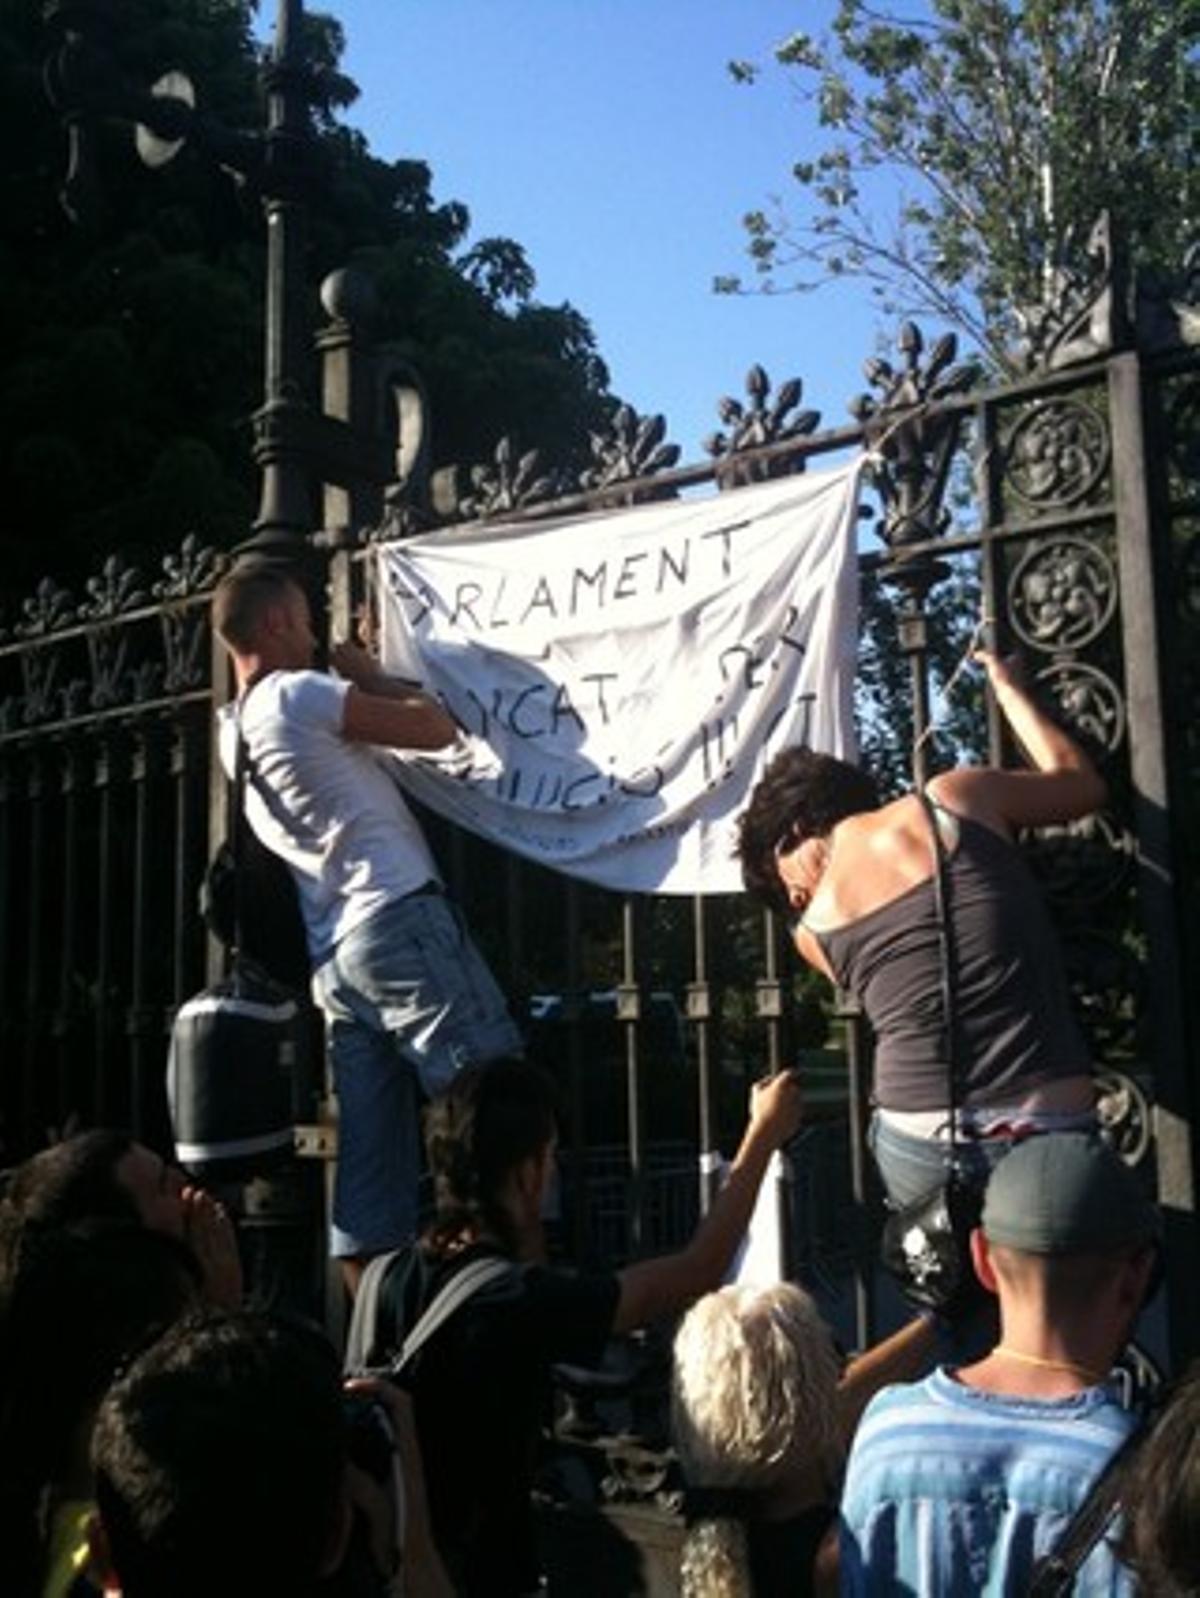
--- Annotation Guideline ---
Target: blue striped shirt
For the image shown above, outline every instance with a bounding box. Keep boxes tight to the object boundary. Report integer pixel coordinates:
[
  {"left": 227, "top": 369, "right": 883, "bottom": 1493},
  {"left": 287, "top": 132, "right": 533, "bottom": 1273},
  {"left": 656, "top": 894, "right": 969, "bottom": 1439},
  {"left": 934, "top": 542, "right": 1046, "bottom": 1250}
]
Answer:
[{"left": 839, "top": 1367, "right": 1136, "bottom": 1596}]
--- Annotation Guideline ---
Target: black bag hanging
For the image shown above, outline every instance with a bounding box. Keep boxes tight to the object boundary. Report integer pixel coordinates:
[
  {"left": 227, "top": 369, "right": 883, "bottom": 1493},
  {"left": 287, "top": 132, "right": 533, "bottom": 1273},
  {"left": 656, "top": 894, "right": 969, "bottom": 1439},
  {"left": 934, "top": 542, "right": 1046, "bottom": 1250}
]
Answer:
[
  {"left": 167, "top": 962, "right": 309, "bottom": 1182},
  {"left": 879, "top": 791, "right": 984, "bottom": 1320},
  {"left": 169, "top": 687, "right": 312, "bottom": 1181},
  {"left": 200, "top": 687, "right": 309, "bottom": 992}
]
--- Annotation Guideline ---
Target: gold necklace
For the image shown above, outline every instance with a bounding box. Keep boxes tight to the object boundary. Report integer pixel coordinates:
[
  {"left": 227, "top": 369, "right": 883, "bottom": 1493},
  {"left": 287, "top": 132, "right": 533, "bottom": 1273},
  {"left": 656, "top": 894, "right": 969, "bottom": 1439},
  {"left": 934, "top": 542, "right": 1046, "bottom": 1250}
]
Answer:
[{"left": 994, "top": 1345, "right": 1108, "bottom": 1385}]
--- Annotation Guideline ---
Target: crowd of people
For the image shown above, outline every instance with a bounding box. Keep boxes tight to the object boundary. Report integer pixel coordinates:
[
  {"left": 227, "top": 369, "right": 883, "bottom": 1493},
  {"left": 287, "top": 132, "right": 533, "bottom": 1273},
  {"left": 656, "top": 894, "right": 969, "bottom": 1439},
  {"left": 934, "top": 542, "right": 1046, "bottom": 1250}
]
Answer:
[
  {"left": 0, "top": 1084, "right": 1191, "bottom": 1595},
  {"left": 0, "top": 567, "right": 1189, "bottom": 1595}
]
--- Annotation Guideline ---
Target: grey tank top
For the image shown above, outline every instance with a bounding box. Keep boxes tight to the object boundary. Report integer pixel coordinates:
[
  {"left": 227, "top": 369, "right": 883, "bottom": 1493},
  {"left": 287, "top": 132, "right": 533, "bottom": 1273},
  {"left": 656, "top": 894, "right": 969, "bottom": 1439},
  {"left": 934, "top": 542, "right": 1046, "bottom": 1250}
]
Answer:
[{"left": 813, "top": 812, "right": 1091, "bottom": 1112}]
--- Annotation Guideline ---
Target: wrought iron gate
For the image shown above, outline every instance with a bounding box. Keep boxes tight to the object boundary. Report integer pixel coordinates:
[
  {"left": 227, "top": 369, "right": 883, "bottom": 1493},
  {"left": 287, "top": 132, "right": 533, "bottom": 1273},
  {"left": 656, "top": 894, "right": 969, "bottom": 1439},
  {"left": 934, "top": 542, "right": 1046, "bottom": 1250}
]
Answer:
[{"left": 1, "top": 232, "right": 1197, "bottom": 1367}]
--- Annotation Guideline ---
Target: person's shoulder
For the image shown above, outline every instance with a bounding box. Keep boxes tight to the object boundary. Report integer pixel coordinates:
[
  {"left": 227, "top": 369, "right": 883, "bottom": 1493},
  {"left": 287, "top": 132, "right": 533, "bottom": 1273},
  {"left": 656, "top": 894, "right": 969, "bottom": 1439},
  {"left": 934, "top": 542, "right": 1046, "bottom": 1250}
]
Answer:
[
  {"left": 862, "top": 1368, "right": 944, "bottom": 1419},
  {"left": 847, "top": 1371, "right": 954, "bottom": 1462},
  {"left": 261, "top": 669, "right": 348, "bottom": 725}
]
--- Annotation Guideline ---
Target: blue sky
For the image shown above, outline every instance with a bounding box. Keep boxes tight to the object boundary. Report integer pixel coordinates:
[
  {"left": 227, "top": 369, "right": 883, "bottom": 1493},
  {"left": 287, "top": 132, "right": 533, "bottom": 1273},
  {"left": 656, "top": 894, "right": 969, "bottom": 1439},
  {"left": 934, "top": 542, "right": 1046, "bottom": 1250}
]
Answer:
[{"left": 302, "top": 0, "right": 885, "bottom": 465}]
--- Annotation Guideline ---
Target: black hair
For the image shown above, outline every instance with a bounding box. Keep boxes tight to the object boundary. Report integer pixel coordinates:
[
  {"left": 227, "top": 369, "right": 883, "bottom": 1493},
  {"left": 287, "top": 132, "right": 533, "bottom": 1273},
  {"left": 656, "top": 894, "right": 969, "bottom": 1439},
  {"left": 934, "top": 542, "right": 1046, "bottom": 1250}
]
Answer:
[
  {"left": 0, "top": 1129, "right": 138, "bottom": 1290},
  {"left": 423, "top": 1059, "right": 559, "bottom": 1257},
  {"left": 0, "top": 1222, "right": 201, "bottom": 1595},
  {"left": 735, "top": 747, "right": 881, "bottom": 915},
  {"left": 93, "top": 1308, "right": 347, "bottom": 1598}
]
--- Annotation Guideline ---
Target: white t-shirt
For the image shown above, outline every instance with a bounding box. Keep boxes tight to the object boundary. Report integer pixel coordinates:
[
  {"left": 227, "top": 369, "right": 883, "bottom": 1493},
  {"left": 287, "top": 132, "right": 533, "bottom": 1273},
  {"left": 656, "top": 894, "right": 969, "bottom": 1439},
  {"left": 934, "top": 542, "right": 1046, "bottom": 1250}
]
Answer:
[{"left": 217, "top": 670, "right": 439, "bottom": 962}]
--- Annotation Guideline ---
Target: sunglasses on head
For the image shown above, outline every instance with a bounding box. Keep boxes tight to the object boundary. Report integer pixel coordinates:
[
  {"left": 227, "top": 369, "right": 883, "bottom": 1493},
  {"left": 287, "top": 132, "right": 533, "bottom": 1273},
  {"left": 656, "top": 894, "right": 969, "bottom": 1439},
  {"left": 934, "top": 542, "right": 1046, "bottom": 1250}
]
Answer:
[{"left": 773, "top": 822, "right": 805, "bottom": 857}]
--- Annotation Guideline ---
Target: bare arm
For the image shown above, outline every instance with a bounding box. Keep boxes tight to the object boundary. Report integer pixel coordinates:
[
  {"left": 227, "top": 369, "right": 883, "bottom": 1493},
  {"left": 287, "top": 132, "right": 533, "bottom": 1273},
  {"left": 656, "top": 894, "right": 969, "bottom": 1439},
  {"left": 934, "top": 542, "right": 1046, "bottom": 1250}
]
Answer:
[
  {"left": 331, "top": 644, "right": 458, "bottom": 751},
  {"left": 332, "top": 642, "right": 426, "bottom": 702},
  {"left": 835, "top": 1315, "right": 936, "bottom": 1444},
  {"left": 932, "top": 650, "right": 1106, "bottom": 832},
  {"left": 612, "top": 1070, "right": 804, "bottom": 1333}
]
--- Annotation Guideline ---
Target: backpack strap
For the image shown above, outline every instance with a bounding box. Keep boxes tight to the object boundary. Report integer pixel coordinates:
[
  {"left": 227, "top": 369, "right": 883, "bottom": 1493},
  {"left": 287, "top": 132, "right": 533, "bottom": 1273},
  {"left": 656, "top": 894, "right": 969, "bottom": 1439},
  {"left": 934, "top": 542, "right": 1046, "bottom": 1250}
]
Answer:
[
  {"left": 393, "top": 1255, "right": 514, "bottom": 1374},
  {"left": 343, "top": 1251, "right": 514, "bottom": 1378},
  {"left": 343, "top": 1247, "right": 403, "bottom": 1374},
  {"left": 1026, "top": 1414, "right": 1148, "bottom": 1596}
]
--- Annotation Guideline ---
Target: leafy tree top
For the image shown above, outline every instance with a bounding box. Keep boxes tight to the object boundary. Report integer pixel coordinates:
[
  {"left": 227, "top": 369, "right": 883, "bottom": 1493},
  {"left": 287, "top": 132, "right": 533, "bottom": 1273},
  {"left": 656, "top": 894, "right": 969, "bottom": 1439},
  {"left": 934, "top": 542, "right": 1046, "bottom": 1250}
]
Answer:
[
  {"left": 722, "top": 0, "right": 1199, "bottom": 370},
  {"left": 0, "top": 0, "right": 617, "bottom": 605}
]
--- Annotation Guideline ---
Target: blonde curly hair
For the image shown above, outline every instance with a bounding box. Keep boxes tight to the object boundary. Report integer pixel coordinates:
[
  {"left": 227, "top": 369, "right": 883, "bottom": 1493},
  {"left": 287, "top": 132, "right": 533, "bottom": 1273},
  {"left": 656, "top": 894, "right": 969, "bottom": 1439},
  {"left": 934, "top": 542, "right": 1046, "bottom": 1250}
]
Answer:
[{"left": 672, "top": 1283, "right": 842, "bottom": 1598}]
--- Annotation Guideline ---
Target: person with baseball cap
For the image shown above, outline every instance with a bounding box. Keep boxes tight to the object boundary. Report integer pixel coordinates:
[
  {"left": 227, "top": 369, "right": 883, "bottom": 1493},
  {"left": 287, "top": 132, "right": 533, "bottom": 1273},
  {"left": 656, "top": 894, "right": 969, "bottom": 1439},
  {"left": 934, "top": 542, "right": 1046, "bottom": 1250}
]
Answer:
[{"left": 839, "top": 1132, "right": 1159, "bottom": 1594}]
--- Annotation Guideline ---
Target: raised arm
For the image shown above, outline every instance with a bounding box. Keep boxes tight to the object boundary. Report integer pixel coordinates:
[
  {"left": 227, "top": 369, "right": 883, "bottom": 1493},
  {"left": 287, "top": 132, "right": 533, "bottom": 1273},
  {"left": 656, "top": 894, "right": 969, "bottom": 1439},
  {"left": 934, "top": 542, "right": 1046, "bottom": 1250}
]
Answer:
[
  {"left": 931, "top": 650, "right": 1106, "bottom": 833},
  {"left": 835, "top": 1315, "right": 936, "bottom": 1444},
  {"left": 332, "top": 642, "right": 459, "bottom": 751},
  {"left": 612, "top": 1069, "right": 804, "bottom": 1333}
]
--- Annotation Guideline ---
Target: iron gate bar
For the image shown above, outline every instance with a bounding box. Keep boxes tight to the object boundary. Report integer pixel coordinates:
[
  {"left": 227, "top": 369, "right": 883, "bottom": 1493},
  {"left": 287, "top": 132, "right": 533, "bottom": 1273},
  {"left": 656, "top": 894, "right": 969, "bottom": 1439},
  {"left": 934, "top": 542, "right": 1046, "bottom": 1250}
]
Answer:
[
  {"left": 620, "top": 897, "right": 645, "bottom": 1256},
  {"left": 689, "top": 894, "right": 716, "bottom": 1217},
  {"left": 128, "top": 728, "right": 155, "bottom": 1143},
  {"left": 23, "top": 752, "right": 46, "bottom": 1147},
  {"left": 1108, "top": 350, "right": 1197, "bottom": 1362},
  {"left": 859, "top": 500, "right": 1118, "bottom": 572},
  {"left": 56, "top": 744, "right": 81, "bottom": 1120},
  {"left": 0, "top": 691, "right": 212, "bottom": 747}
]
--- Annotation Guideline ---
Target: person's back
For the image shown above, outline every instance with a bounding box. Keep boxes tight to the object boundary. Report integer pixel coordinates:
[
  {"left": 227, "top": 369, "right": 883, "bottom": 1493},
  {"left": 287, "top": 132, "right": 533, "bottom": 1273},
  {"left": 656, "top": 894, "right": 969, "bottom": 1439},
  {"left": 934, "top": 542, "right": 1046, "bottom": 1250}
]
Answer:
[
  {"left": 220, "top": 665, "right": 441, "bottom": 963},
  {"left": 839, "top": 1134, "right": 1158, "bottom": 1595},
  {"left": 840, "top": 1365, "right": 1137, "bottom": 1595},
  {"left": 376, "top": 1240, "right": 618, "bottom": 1594},
  {"left": 347, "top": 1058, "right": 804, "bottom": 1596}
]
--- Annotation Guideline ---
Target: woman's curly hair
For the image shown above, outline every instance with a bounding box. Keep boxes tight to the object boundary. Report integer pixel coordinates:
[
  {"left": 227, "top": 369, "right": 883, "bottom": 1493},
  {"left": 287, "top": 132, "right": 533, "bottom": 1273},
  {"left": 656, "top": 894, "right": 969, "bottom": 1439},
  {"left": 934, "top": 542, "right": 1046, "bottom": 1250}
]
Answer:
[
  {"left": 672, "top": 1283, "right": 843, "bottom": 1598},
  {"left": 1119, "top": 1361, "right": 1200, "bottom": 1595},
  {"left": 735, "top": 747, "right": 880, "bottom": 916}
]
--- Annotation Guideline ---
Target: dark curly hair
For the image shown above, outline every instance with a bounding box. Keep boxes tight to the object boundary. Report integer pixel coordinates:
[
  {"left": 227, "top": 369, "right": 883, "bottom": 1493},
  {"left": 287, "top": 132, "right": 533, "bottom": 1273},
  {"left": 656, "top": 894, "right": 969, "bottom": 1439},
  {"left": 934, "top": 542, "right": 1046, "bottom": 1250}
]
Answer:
[
  {"left": 735, "top": 747, "right": 881, "bottom": 916},
  {"left": 423, "top": 1059, "right": 559, "bottom": 1257},
  {"left": 1118, "top": 1361, "right": 1200, "bottom": 1595}
]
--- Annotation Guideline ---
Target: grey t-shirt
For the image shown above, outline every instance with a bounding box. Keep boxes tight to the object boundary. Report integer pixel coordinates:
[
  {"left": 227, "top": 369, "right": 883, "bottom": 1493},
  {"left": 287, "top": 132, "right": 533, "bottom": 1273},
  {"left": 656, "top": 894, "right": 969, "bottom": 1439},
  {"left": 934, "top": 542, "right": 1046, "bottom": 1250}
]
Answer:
[{"left": 814, "top": 813, "right": 1091, "bottom": 1110}]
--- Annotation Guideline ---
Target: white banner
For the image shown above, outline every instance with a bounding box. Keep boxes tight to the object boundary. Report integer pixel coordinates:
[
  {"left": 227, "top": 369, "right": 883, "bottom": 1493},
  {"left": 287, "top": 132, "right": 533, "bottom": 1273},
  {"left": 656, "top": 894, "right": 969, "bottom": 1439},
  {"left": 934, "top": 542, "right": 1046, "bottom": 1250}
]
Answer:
[{"left": 376, "top": 458, "right": 864, "bottom": 894}]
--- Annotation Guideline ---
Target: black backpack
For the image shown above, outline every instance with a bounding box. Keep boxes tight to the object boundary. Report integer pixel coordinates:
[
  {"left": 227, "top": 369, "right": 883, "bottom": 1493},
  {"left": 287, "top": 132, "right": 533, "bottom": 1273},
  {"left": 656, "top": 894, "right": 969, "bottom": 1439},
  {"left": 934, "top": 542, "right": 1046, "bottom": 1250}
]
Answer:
[
  {"left": 201, "top": 830, "right": 310, "bottom": 993},
  {"left": 200, "top": 687, "right": 310, "bottom": 993}
]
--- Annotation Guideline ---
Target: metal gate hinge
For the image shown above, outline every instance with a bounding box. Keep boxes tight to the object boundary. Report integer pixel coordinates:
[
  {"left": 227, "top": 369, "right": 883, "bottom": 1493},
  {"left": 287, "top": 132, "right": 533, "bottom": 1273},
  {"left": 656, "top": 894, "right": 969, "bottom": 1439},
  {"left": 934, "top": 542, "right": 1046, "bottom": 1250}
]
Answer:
[{"left": 294, "top": 1124, "right": 338, "bottom": 1160}]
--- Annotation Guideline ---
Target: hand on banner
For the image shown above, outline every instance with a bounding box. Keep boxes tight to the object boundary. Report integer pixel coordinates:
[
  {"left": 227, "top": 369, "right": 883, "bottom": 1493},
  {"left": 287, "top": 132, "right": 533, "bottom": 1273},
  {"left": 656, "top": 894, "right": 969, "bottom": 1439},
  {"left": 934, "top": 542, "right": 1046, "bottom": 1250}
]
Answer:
[
  {"left": 748, "top": 1068, "right": 805, "bottom": 1149},
  {"left": 331, "top": 639, "right": 384, "bottom": 689}
]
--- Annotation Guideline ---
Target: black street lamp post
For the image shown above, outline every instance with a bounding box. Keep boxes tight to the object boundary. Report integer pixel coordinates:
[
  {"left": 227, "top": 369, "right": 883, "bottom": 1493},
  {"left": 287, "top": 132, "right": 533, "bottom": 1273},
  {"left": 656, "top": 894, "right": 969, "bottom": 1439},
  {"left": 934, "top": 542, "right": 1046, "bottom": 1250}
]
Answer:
[{"left": 42, "top": 0, "right": 397, "bottom": 566}]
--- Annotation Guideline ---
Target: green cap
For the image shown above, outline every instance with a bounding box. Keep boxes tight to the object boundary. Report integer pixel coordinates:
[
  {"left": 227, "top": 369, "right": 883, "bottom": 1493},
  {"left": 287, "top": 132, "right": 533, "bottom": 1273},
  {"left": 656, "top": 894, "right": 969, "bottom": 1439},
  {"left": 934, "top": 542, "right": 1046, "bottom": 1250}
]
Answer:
[{"left": 982, "top": 1132, "right": 1159, "bottom": 1255}]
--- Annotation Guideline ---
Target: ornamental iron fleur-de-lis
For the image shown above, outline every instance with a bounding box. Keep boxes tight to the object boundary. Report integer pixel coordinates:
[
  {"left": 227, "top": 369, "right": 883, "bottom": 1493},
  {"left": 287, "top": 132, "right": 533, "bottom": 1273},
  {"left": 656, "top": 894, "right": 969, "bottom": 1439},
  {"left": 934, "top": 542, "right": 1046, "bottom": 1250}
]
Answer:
[
  {"left": 20, "top": 646, "right": 64, "bottom": 727},
  {"left": 15, "top": 577, "right": 76, "bottom": 640},
  {"left": 154, "top": 534, "right": 225, "bottom": 602},
  {"left": 704, "top": 365, "right": 821, "bottom": 487},
  {"left": 14, "top": 579, "right": 75, "bottom": 725},
  {"left": 78, "top": 555, "right": 147, "bottom": 711},
  {"left": 155, "top": 536, "right": 226, "bottom": 692},
  {"left": 454, "top": 436, "right": 562, "bottom": 522},
  {"left": 579, "top": 405, "right": 681, "bottom": 500},
  {"left": 850, "top": 323, "right": 980, "bottom": 554}
]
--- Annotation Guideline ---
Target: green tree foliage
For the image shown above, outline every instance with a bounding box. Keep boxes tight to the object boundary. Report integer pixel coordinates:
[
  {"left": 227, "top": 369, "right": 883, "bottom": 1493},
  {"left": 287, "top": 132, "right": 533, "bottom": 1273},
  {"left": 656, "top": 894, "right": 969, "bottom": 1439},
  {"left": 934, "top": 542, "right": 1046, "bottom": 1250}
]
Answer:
[
  {"left": 0, "top": 0, "right": 617, "bottom": 607},
  {"left": 723, "top": 0, "right": 1200, "bottom": 367}
]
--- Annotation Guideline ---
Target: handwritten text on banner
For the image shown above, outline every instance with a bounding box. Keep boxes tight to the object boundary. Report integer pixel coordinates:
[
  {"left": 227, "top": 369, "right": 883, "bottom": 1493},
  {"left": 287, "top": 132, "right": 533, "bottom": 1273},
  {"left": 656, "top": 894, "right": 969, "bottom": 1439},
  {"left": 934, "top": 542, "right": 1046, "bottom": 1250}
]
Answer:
[{"left": 376, "top": 458, "right": 863, "bottom": 894}]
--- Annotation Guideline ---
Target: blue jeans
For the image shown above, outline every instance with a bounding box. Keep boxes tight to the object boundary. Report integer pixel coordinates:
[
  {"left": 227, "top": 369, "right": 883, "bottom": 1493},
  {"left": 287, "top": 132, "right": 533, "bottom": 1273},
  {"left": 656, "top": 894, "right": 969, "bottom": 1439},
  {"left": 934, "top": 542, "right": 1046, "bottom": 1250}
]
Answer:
[
  {"left": 312, "top": 891, "right": 523, "bottom": 1258},
  {"left": 869, "top": 1109, "right": 1099, "bottom": 1208},
  {"left": 869, "top": 1114, "right": 1011, "bottom": 1207}
]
